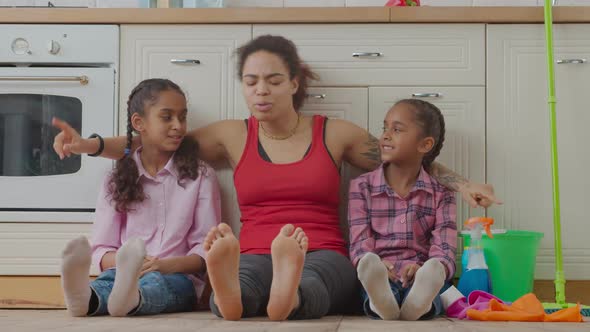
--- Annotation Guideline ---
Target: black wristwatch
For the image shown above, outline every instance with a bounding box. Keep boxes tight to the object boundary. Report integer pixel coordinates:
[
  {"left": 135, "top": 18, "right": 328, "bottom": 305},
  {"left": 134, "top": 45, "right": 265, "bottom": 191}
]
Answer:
[{"left": 87, "top": 133, "right": 105, "bottom": 157}]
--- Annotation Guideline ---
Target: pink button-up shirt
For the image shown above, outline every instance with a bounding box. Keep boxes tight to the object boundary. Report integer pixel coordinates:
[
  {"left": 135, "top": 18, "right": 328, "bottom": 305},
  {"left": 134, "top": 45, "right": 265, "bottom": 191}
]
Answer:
[
  {"left": 91, "top": 148, "right": 221, "bottom": 296},
  {"left": 348, "top": 164, "right": 457, "bottom": 280}
]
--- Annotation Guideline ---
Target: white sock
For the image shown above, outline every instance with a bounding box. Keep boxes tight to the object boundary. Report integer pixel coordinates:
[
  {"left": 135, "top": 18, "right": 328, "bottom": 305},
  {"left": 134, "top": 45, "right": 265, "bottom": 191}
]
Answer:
[
  {"left": 107, "top": 238, "right": 145, "bottom": 316},
  {"left": 61, "top": 236, "right": 92, "bottom": 317},
  {"left": 357, "top": 253, "right": 399, "bottom": 320},
  {"left": 399, "top": 259, "right": 446, "bottom": 321}
]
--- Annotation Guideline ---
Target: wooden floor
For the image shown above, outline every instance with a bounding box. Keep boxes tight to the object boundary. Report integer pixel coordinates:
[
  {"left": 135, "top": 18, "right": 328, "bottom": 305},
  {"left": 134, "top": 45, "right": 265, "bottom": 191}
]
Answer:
[{"left": 1, "top": 310, "right": 587, "bottom": 332}]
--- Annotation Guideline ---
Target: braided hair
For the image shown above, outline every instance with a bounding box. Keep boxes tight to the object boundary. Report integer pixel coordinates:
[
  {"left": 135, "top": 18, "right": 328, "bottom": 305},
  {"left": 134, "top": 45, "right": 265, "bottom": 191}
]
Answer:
[
  {"left": 394, "top": 99, "right": 446, "bottom": 171},
  {"left": 108, "top": 78, "right": 201, "bottom": 212}
]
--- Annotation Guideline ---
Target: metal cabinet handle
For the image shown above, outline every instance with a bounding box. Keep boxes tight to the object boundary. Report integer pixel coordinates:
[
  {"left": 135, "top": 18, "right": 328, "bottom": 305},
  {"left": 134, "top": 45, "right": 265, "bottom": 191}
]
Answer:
[
  {"left": 306, "top": 94, "right": 326, "bottom": 99},
  {"left": 412, "top": 93, "right": 443, "bottom": 98},
  {"left": 352, "top": 52, "right": 383, "bottom": 58},
  {"left": 0, "top": 75, "right": 88, "bottom": 85},
  {"left": 170, "top": 59, "right": 201, "bottom": 65},
  {"left": 557, "top": 59, "right": 586, "bottom": 64}
]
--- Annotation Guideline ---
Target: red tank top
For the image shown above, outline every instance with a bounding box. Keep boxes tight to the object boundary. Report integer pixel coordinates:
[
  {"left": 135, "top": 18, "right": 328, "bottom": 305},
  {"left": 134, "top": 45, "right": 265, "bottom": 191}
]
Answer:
[{"left": 234, "top": 115, "right": 347, "bottom": 256}]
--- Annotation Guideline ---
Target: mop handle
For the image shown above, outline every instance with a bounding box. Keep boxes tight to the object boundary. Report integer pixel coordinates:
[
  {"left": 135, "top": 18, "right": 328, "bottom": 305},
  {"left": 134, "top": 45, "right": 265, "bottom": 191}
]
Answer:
[{"left": 543, "top": 0, "right": 566, "bottom": 306}]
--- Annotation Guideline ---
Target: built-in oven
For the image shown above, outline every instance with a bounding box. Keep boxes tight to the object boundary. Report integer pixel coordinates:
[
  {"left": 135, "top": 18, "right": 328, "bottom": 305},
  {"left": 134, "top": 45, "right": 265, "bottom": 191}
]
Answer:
[{"left": 0, "top": 25, "right": 118, "bottom": 222}]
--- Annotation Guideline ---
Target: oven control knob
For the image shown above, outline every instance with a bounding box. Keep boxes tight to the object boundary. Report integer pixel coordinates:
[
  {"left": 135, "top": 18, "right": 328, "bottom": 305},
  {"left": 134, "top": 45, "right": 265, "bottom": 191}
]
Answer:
[
  {"left": 47, "top": 40, "right": 61, "bottom": 55},
  {"left": 11, "top": 38, "right": 31, "bottom": 55}
]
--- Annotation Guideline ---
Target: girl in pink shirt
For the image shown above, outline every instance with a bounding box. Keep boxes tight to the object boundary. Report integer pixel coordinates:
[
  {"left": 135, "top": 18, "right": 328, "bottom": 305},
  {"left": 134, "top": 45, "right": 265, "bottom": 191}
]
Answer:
[
  {"left": 59, "top": 78, "right": 221, "bottom": 317},
  {"left": 348, "top": 99, "right": 457, "bottom": 321}
]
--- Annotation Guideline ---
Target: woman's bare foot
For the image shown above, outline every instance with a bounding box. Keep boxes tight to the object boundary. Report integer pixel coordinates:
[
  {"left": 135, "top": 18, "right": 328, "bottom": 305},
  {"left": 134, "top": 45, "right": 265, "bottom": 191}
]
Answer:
[
  {"left": 204, "top": 223, "right": 242, "bottom": 320},
  {"left": 267, "top": 224, "right": 308, "bottom": 321}
]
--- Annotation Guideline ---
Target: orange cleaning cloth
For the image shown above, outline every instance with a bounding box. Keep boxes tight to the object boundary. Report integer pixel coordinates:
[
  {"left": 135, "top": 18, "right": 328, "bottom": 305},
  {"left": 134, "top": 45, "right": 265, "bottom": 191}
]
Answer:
[{"left": 466, "top": 293, "right": 583, "bottom": 322}]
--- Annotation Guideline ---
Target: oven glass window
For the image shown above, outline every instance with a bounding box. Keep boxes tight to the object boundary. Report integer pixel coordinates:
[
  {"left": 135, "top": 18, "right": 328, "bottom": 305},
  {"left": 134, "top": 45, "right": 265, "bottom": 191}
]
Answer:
[{"left": 0, "top": 94, "right": 82, "bottom": 176}]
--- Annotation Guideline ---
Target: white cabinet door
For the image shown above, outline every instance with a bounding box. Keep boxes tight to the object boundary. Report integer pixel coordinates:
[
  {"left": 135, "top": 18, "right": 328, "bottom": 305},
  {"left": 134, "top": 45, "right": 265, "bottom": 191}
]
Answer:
[
  {"left": 120, "top": 25, "right": 251, "bottom": 129},
  {"left": 120, "top": 25, "right": 251, "bottom": 233},
  {"left": 487, "top": 25, "right": 590, "bottom": 279},
  {"left": 299, "top": 87, "right": 368, "bottom": 241},
  {"left": 369, "top": 87, "right": 486, "bottom": 228},
  {"left": 253, "top": 24, "right": 485, "bottom": 86}
]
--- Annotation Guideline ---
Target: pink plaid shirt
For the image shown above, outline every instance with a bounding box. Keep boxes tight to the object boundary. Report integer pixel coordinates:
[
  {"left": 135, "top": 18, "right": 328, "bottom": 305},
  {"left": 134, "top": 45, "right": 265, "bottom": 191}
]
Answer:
[
  {"left": 91, "top": 148, "right": 221, "bottom": 296},
  {"left": 348, "top": 164, "right": 457, "bottom": 280}
]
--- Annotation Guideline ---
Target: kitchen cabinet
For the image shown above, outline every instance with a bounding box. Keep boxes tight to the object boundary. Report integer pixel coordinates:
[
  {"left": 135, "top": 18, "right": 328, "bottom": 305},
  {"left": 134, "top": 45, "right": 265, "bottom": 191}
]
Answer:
[
  {"left": 487, "top": 24, "right": 590, "bottom": 279},
  {"left": 253, "top": 24, "right": 485, "bottom": 86}
]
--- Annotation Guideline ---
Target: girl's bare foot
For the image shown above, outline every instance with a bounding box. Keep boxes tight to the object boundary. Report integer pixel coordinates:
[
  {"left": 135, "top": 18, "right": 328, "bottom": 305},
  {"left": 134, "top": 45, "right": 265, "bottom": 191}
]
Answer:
[
  {"left": 205, "top": 223, "right": 242, "bottom": 320},
  {"left": 267, "top": 224, "right": 308, "bottom": 321}
]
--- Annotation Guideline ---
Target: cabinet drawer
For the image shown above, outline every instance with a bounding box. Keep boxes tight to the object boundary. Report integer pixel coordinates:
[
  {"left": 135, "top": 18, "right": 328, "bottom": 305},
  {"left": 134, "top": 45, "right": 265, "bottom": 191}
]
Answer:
[
  {"left": 0, "top": 223, "right": 94, "bottom": 275},
  {"left": 254, "top": 24, "right": 485, "bottom": 86},
  {"left": 120, "top": 25, "right": 251, "bottom": 131}
]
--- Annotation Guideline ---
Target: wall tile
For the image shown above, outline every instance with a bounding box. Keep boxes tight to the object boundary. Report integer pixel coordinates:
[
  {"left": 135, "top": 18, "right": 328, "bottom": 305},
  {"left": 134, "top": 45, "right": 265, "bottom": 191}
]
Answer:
[
  {"left": 224, "top": 0, "right": 283, "bottom": 7},
  {"left": 0, "top": 0, "right": 35, "bottom": 6},
  {"left": 421, "top": 0, "right": 473, "bottom": 6},
  {"left": 284, "top": 0, "right": 344, "bottom": 7},
  {"left": 473, "top": 0, "right": 537, "bottom": 5},
  {"left": 34, "top": 0, "right": 96, "bottom": 6},
  {"left": 540, "top": 0, "right": 590, "bottom": 5},
  {"left": 96, "top": 0, "right": 141, "bottom": 7},
  {"left": 345, "top": 0, "right": 386, "bottom": 7}
]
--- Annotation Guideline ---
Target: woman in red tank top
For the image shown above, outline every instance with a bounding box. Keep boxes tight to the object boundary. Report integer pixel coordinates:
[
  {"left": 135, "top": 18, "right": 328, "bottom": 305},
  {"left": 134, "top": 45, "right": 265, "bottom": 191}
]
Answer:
[{"left": 53, "top": 36, "right": 501, "bottom": 321}]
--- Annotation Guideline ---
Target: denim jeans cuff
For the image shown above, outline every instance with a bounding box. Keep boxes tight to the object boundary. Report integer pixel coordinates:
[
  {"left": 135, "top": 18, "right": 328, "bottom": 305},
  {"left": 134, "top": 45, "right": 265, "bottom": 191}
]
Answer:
[{"left": 87, "top": 285, "right": 103, "bottom": 316}]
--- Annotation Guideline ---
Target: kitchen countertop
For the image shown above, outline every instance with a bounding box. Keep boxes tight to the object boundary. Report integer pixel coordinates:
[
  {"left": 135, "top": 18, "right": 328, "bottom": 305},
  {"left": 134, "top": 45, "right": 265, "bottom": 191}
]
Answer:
[{"left": 0, "top": 6, "right": 589, "bottom": 24}]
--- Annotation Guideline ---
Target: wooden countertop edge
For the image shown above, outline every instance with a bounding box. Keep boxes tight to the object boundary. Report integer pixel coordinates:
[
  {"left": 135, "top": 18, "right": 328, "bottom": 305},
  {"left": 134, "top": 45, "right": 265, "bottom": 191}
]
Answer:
[
  {"left": 389, "top": 7, "right": 590, "bottom": 23},
  {"left": 0, "top": 7, "right": 390, "bottom": 24},
  {"left": 0, "top": 7, "right": 589, "bottom": 24}
]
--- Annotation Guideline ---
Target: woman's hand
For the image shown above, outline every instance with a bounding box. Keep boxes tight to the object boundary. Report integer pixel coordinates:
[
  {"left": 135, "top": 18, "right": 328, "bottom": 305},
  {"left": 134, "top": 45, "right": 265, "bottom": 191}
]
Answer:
[
  {"left": 52, "top": 117, "right": 96, "bottom": 159},
  {"left": 458, "top": 182, "right": 503, "bottom": 208}
]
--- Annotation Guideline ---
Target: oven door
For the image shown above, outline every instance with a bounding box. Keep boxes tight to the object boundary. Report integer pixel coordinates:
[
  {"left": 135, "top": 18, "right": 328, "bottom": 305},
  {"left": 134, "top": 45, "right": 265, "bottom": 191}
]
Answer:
[{"left": 0, "top": 67, "right": 116, "bottom": 222}]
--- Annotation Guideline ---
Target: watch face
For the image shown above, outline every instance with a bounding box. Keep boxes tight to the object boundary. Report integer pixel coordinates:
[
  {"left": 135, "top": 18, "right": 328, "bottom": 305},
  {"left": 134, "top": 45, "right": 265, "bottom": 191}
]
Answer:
[{"left": 11, "top": 37, "right": 30, "bottom": 55}]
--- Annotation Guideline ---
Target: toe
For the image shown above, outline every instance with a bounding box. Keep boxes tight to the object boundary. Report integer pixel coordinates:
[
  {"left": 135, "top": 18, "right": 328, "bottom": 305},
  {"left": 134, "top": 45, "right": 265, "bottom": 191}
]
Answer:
[
  {"left": 300, "top": 236, "right": 309, "bottom": 251},
  {"left": 218, "top": 223, "right": 233, "bottom": 236},
  {"left": 279, "top": 224, "right": 295, "bottom": 236},
  {"left": 295, "top": 230, "right": 305, "bottom": 242}
]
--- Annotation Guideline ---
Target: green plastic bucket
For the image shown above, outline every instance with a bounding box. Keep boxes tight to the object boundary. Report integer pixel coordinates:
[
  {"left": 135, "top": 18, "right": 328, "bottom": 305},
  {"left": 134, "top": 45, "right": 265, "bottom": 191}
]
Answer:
[{"left": 461, "top": 230, "right": 544, "bottom": 302}]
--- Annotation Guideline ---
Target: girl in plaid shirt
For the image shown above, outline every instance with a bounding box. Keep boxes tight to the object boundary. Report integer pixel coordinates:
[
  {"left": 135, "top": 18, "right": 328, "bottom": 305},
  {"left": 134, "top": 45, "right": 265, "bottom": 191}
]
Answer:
[{"left": 348, "top": 99, "right": 457, "bottom": 320}]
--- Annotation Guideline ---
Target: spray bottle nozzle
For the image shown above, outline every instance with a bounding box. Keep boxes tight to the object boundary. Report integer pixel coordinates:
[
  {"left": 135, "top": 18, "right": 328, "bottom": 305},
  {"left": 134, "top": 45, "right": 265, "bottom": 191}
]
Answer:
[{"left": 464, "top": 217, "right": 495, "bottom": 239}]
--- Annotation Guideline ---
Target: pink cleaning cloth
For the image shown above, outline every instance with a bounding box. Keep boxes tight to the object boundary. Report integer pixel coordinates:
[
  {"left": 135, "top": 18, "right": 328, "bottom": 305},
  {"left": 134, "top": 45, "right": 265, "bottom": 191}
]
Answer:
[{"left": 447, "top": 290, "right": 506, "bottom": 319}]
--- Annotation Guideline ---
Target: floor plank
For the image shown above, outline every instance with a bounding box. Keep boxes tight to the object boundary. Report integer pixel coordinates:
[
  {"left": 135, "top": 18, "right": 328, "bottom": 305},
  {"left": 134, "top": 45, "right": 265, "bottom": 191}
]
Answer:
[{"left": 0, "top": 310, "right": 587, "bottom": 332}]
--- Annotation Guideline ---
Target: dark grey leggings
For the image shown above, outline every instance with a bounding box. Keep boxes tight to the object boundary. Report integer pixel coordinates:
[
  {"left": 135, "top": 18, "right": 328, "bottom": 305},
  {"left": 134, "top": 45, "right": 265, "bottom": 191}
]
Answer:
[{"left": 209, "top": 250, "right": 361, "bottom": 319}]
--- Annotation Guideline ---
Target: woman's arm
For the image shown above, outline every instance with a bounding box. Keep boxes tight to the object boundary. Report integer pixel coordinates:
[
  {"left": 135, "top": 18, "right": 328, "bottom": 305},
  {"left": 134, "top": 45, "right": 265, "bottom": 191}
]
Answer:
[
  {"left": 331, "top": 119, "right": 501, "bottom": 208},
  {"left": 429, "top": 162, "right": 501, "bottom": 208},
  {"left": 52, "top": 117, "right": 234, "bottom": 165},
  {"left": 52, "top": 118, "right": 137, "bottom": 160},
  {"left": 328, "top": 119, "right": 381, "bottom": 172}
]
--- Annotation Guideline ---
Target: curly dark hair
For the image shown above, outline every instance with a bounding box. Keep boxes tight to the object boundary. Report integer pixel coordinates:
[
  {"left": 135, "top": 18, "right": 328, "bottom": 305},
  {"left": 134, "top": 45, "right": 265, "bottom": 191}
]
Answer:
[
  {"left": 237, "top": 35, "right": 318, "bottom": 111},
  {"left": 108, "top": 78, "right": 201, "bottom": 213},
  {"left": 395, "top": 99, "right": 446, "bottom": 171}
]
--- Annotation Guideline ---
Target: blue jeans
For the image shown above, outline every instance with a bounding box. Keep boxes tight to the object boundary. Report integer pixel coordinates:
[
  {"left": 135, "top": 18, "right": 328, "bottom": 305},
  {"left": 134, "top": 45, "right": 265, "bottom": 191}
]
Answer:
[
  {"left": 89, "top": 269, "right": 196, "bottom": 316},
  {"left": 361, "top": 280, "right": 451, "bottom": 320}
]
